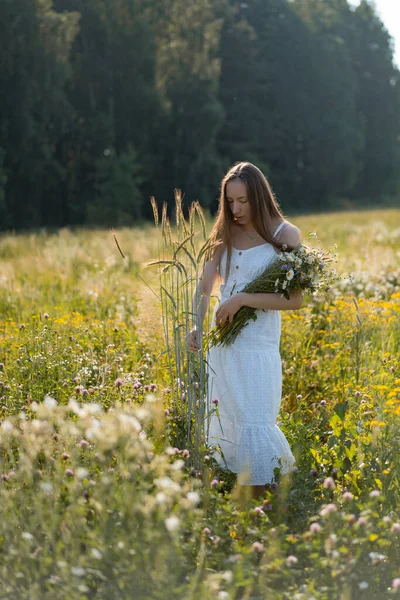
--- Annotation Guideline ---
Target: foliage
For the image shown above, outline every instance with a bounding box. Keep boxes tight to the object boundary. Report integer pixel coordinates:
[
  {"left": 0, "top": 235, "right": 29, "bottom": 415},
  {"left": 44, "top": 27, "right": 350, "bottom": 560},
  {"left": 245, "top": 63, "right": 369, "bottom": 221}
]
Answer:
[
  {"left": 0, "top": 209, "right": 399, "bottom": 597},
  {"left": 1, "top": 0, "right": 400, "bottom": 230}
]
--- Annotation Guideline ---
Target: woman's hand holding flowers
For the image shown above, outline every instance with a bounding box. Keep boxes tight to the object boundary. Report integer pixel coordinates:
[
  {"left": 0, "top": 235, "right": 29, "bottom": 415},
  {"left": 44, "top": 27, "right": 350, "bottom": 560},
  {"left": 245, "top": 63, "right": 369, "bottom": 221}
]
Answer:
[{"left": 215, "top": 293, "right": 244, "bottom": 326}]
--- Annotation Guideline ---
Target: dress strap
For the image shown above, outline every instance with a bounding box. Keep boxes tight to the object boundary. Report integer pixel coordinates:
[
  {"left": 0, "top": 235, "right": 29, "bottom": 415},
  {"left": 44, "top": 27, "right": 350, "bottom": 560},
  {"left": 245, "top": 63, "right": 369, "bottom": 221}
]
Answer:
[{"left": 272, "top": 221, "right": 287, "bottom": 238}]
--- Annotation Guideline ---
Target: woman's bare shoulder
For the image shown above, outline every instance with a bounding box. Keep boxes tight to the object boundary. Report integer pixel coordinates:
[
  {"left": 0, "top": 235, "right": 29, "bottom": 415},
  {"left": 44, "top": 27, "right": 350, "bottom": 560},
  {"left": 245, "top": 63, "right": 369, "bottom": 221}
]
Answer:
[{"left": 279, "top": 221, "right": 302, "bottom": 247}]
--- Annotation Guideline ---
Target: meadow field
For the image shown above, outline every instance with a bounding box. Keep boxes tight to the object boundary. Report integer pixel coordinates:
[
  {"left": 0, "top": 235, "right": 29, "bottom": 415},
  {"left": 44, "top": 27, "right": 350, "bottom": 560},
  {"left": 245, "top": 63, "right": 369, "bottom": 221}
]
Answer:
[{"left": 0, "top": 206, "right": 399, "bottom": 599}]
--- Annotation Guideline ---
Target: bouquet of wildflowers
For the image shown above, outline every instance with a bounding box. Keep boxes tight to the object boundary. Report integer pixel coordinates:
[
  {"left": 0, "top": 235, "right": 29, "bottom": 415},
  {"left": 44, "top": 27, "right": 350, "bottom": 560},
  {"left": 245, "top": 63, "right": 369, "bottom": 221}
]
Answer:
[{"left": 208, "top": 234, "right": 339, "bottom": 348}]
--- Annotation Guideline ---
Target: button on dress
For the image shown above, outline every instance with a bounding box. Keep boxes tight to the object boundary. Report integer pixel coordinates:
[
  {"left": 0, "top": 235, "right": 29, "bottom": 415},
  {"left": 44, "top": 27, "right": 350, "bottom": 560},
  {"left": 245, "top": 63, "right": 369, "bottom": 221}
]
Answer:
[{"left": 205, "top": 224, "right": 296, "bottom": 485}]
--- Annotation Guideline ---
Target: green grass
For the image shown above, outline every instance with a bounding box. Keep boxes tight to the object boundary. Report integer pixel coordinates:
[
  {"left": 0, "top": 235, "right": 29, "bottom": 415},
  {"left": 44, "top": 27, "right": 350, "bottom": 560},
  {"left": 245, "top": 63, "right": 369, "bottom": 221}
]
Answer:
[{"left": 0, "top": 207, "right": 399, "bottom": 599}]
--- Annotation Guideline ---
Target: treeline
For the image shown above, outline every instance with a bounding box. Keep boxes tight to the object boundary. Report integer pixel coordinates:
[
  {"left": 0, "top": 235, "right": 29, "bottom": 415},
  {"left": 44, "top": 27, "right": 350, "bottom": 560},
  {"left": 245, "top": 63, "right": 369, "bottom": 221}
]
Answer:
[{"left": 0, "top": 0, "right": 399, "bottom": 231}]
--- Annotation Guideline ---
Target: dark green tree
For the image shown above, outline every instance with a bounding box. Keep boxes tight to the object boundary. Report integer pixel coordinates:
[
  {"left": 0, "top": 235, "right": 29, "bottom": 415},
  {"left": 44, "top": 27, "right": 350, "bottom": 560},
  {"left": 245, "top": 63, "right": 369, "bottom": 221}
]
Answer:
[
  {"left": 345, "top": 0, "right": 400, "bottom": 199},
  {"left": 0, "top": 0, "right": 78, "bottom": 229}
]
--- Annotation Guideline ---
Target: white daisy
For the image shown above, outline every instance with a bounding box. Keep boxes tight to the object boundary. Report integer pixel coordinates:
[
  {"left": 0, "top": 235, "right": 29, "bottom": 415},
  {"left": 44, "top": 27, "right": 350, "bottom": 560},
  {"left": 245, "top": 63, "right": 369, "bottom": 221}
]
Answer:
[{"left": 286, "top": 269, "right": 294, "bottom": 281}]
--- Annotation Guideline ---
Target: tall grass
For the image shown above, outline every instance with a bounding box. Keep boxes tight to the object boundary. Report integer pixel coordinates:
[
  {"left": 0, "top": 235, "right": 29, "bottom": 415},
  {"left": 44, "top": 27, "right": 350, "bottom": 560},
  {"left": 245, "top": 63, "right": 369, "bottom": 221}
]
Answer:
[
  {"left": 0, "top": 208, "right": 399, "bottom": 598},
  {"left": 146, "top": 192, "right": 217, "bottom": 469}
]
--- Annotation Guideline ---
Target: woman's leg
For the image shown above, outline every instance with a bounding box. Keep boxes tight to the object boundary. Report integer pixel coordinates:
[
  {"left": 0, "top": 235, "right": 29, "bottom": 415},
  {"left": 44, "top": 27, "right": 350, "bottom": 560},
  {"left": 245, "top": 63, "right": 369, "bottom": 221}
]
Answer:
[
  {"left": 251, "top": 485, "right": 266, "bottom": 500},
  {"left": 232, "top": 482, "right": 274, "bottom": 505}
]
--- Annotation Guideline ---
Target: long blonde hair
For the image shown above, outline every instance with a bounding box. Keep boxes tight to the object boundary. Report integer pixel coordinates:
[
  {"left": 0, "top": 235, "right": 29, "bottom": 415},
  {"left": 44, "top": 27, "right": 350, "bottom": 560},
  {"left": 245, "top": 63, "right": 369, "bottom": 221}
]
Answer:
[{"left": 207, "top": 162, "right": 285, "bottom": 280}]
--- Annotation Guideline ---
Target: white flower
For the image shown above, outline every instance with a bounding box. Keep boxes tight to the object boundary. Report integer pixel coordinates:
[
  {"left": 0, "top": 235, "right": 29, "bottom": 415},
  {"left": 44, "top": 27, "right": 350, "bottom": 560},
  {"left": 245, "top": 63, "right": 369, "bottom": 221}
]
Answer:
[
  {"left": 156, "top": 492, "right": 167, "bottom": 505},
  {"left": 186, "top": 491, "right": 201, "bottom": 506},
  {"left": 286, "top": 269, "right": 295, "bottom": 281},
  {"left": 71, "top": 566, "right": 85, "bottom": 577},
  {"left": 118, "top": 414, "right": 141, "bottom": 432},
  {"left": 40, "top": 482, "right": 54, "bottom": 493},
  {"left": 222, "top": 570, "right": 233, "bottom": 583},
  {"left": 165, "top": 515, "right": 180, "bottom": 532},
  {"left": 43, "top": 395, "right": 58, "bottom": 409},
  {"left": 91, "top": 548, "right": 103, "bottom": 560},
  {"left": 76, "top": 468, "right": 89, "bottom": 480},
  {"left": 286, "top": 253, "right": 295, "bottom": 262},
  {"left": 57, "top": 561, "right": 67, "bottom": 568},
  {"left": 85, "top": 403, "right": 102, "bottom": 415},
  {"left": 171, "top": 459, "right": 185, "bottom": 471},
  {"left": 68, "top": 398, "right": 85, "bottom": 417},
  {"left": 294, "top": 257, "right": 302, "bottom": 268},
  {"left": 282, "top": 280, "right": 288, "bottom": 289},
  {"left": 155, "top": 477, "right": 181, "bottom": 492},
  {"left": 22, "top": 532, "right": 34, "bottom": 541},
  {"left": 358, "top": 582, "right": 369, "bottom": 590},
  {"left": 1, "top": 421, "right": 14, "bottom": 433},
  {"left": 368, "top": 552, "right": 386, "bottom": 563}
]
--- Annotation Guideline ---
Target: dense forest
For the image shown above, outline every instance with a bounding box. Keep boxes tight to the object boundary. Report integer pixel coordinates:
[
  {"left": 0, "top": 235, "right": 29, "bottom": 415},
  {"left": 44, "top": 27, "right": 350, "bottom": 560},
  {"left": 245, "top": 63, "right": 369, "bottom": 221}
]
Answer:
[{"left": 0, "top": 0, "right": 399, "bottom": 230}]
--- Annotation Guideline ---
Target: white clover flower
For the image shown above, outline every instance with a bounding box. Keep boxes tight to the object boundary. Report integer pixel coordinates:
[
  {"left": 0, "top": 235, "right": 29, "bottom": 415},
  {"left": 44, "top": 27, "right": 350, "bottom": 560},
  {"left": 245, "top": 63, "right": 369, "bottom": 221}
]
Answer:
[
  {"left": 186, "top": 491, "right": 201, "bottom": 506},
  {"left": 76, "top": 468, "right": 89, "bottom": 480},
  {"left": 165, "top": 447, "right": 176, "bottom": 456},
  {"left": 86, "top": 403, "right": 103, "bottom": 415},
  {"left": 57, "top": 561, "right": 67, "bottom": 568},
  {"left": 135, "top": 407, "right": 150, "bottom": 420},
  {"left": 165, "top": 515, "right": 180, "bottom": 532},
  {"left": 31, "top": 419, "right": 45, "bottom": 431},
  {"left": 68, "top": 398, "right": 86, "bottom": 417},
  {"left": 222, "top": 570, "right": 233, "bottom": 583},
  {"left": 155, "top": 477, "right": 181, "bottom": 492},
  {"left": 156, "top": 492, "right": 168, "bottom": 505},
  {"left": 1, "top": 420, "right": 14, "bottom": 433},
  {"left": 171, "top": 459, "right": 185, "bottom": 471},
  {"left": 368, "top": 552, "right": 386, "bottom": 563},
  {"left": 40, "top": 482, "right": 54, "bottom": 493},
  {"left": 118, "top": 414, "right": 141, "bottom": 432},
  {"left": 43, "top": 395, "right": 58, "bottom": 409}
]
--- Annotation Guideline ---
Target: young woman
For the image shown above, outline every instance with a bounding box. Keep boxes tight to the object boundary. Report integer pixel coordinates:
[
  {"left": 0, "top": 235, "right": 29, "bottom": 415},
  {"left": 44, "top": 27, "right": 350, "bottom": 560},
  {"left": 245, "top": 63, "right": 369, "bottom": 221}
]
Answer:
[{"left": 187, "top": 162, "right": 302, "bottom": 500}]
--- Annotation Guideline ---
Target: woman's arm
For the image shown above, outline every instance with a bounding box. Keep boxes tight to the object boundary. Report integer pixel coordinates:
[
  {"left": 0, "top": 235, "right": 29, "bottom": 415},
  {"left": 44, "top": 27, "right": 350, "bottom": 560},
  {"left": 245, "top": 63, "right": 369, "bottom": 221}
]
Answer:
[
  {"left": 215, "top": 289, "right": 303, "bottom": 325},
  {"left": 191, "top": 244, "right": 223, "bottom": 328},
  {"left": 238, "top": 290, "right": 303, "bottom": 311}
]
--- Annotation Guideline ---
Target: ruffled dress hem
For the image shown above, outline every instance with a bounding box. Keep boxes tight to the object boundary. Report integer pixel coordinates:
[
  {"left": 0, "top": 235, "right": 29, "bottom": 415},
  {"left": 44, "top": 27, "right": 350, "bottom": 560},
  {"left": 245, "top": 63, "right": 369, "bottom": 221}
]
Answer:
[{"left": 207, "top": 421, "right": 296, "bottom": 486}]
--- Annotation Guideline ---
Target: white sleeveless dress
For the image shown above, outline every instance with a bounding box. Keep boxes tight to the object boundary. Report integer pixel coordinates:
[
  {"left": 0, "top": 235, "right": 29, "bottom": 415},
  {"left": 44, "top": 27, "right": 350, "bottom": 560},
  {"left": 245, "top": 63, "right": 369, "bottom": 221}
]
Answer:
[{"left": 205, "top": 223, "right": 296, "bottom": 485}]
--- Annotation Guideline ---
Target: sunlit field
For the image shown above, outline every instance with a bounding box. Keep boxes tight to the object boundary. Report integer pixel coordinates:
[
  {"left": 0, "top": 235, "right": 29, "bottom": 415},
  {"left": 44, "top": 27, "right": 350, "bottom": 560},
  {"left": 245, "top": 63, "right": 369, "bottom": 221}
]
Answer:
[{"left": 0, "top": 207, "right": 399, "bottom": 599}]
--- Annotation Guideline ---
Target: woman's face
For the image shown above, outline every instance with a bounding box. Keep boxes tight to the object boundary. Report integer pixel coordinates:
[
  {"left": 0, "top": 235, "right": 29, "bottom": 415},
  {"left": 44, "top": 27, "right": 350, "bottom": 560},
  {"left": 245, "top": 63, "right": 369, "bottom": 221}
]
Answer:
[{"left": 226, "top": 179, "right": 252, "bottom": 226}]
